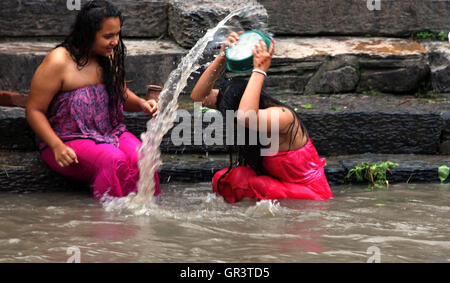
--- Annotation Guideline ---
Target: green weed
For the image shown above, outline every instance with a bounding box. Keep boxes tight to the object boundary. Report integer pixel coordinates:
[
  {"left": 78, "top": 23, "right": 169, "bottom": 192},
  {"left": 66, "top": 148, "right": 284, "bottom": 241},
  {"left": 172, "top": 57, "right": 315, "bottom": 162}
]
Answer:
[
  {"left": 438, "top": 165, "right": 449, "bottom": 183},
  {"left": 414, "top": 31, "right": 448, "bottom": 41},
  {"left": 346, "top": 161, "right": 399, "bottom": 189}
]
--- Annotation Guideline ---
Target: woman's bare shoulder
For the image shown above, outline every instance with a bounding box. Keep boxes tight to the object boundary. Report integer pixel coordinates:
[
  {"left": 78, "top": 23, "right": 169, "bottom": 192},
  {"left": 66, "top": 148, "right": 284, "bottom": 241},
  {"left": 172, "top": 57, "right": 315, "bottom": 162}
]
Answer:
[
  {"left": 41, "top": 46, "right": 72, "bottom": 70},
  {"left": 30, "top": 47, "right": 71, "bottom": 93}
]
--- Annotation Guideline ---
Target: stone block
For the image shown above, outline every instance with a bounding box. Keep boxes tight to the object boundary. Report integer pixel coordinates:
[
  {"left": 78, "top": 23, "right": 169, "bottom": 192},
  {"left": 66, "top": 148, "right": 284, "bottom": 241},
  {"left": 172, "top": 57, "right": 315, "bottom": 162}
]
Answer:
[
  {"left": 0, "top": 0, "right": 168, "bottom": 38},
  {"left": 422, "top": 41, "right": 450, "bottom": 93},
  {"left": 358, "top": 61, "right": 430, "bottom": 93},
  {"left": 257, "top": 0, "right": 450, "bottom": 37},
  {"left": 0, "top": 107, "right": 35, "bottom": 151},
  {"left": 0, "top": 151, "right": 88, "bottom": 193},
  {"left": 441, "top": 110, "right": 450, "bottom": 154},
  {"left": 168, "top": 0, "right": 268, "bottom": 48},
  {"left": 303, "top": 111, "right": 441, "bottom": 155},
  {"left": 0, "top": 39, "right": 185, "bottom": 95}
]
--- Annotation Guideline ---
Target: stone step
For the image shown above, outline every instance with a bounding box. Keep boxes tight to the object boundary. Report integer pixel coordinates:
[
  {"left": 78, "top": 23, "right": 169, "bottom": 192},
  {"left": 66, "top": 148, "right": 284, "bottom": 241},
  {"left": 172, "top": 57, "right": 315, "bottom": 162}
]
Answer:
[
  {"left": 170, "top": 0, "right": 450, "bottom": 48},
  {"left": 0, "top": 0, "right": 168, "bottom": 38},
  {"left": 1, "top": 89, "right": 449, "bottom": 155},
  {"left": 0, "top": 37, "right": 449, "bottom": 96},
  {"left": 158, "top": 93, "right": 450, "bottom": 155},
  {"left": 0, "top": 151, "right": 448, "bottom": 194},
  {"left": 0, "top": 39, "right": 185, "bottom": 96},
  {"left": 1, "top": 0, "right": 449, "bottom": 47}
]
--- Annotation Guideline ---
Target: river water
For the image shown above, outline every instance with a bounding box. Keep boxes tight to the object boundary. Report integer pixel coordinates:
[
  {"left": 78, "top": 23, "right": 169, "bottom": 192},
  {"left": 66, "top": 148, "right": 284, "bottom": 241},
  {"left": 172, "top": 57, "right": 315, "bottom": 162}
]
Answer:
[{"left": 0, "top": 183, "right": 448, "bottom": 263}]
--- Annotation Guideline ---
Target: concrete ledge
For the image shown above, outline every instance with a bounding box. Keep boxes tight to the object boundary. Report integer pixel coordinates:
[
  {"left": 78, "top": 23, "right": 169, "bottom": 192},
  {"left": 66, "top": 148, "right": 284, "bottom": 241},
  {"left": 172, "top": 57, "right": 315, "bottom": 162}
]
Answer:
[{"left": 0, "top": 151, "right": 448, "bottom": 194}]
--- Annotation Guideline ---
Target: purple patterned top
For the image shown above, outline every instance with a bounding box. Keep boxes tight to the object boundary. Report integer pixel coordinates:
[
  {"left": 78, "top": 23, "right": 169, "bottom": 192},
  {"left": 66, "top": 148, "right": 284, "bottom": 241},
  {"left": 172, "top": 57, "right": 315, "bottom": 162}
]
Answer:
[{"left": 38, "top": 84, "right": 127, "bottom": 150}]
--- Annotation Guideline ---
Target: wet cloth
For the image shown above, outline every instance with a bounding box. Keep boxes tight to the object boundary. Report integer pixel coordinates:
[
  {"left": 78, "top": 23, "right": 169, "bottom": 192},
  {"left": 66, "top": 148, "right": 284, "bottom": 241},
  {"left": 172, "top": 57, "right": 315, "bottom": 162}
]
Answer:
[
  {"left": 212, "top": 139, "right": 333, "bottom": 203},
  {"left": 41, "top": 132, "right": 161, "bottom": 199},
  {"left": 39, "top": 84, "right": 160, "bottom": 199},
  {"left": 38, "top": 84, "right": 126, "bottom": 150}
]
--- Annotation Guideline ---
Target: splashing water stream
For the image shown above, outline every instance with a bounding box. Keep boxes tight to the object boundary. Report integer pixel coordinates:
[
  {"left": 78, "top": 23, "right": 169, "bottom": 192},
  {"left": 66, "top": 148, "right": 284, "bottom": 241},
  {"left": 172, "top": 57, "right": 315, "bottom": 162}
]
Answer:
[{"left": 102, "top": 2, "right": 269, "bottom": 215}]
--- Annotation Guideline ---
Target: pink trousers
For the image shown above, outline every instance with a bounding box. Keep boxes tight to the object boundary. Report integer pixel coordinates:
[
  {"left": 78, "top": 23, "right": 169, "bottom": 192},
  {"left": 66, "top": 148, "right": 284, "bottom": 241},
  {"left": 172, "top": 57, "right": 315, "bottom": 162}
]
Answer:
[{"left": 41, "top": 132, "right": 161, "bottom": 200}]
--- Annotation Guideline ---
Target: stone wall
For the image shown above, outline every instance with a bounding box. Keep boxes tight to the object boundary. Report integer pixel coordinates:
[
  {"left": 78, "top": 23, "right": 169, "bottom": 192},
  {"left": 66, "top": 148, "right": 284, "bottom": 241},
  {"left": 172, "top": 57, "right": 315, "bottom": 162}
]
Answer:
[
  {"left": 259, "top": 0, "right": 450, "bottom": 38},
  {"left": 0, "top": 0, "right": 167, "bottom": 38},
  {"left": 1, "top": 0, "right": 449, "bottom": 43}
]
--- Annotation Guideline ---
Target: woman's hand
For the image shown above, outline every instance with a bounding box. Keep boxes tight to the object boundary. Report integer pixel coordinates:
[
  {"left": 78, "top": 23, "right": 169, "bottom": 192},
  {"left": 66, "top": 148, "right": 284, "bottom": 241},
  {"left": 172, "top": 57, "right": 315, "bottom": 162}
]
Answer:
[
  {"left": 140, "top": 99, "right": 158, "bottom": 118},
  {"left": 53, "top": 143, "right": 78, "bottom": 168},
  {"left": 252, "top": 39, "right": 274, "bottom": 73},
  {"left": 219, "top": 31, "right": 243, "bottom": 57}
]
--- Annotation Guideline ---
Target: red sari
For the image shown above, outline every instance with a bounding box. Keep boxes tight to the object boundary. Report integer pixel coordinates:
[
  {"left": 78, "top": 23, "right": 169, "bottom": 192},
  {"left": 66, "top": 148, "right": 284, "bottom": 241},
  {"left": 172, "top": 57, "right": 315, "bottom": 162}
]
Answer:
[{"left": 212, "top": 139, "right": 333, "bottom": 203}]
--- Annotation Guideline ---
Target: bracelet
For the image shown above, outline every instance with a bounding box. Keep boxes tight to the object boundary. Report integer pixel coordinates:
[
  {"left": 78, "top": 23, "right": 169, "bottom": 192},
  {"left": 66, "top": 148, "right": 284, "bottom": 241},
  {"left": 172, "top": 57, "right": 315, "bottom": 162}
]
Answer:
[{"left": 252, "top": 69, "right": 267, "bottom": 77}]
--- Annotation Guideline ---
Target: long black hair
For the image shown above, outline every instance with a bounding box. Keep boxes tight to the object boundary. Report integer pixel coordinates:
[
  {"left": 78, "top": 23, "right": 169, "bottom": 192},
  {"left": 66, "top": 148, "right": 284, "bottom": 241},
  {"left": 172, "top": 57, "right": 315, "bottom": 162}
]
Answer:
[
  {"left": 215, "top": 78, "right": 309, "bottom": 189},
  {"left": 56, "top": 0, "right": 126, "bottom": 126}
]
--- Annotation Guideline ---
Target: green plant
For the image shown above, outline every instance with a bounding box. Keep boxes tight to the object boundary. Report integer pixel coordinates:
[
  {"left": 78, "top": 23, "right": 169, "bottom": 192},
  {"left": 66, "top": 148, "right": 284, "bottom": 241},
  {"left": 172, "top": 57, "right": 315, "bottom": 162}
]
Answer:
[
  {"left": 346, "top": 161, "right": 399, "bottom": 189},
  {"left": 330, "top": 106, "right": 342, "bottom": 111},
  {"left": 362, "top": 87, "right": 379, "bottom": 96},
  {"left": 437, "top": 31, "right": 448, "bottom": 41},
  {"left": 438, "top": 165, "right": 449, "bottom": 183},
  {"left": 416, "top": 31, "right": 436, "bottom": 40},
  {"left": 301, "top": 104, "right": 313, "bottom": 109},
  {"left": 414, "top": 31, "right": 448, "bottom": 41}
]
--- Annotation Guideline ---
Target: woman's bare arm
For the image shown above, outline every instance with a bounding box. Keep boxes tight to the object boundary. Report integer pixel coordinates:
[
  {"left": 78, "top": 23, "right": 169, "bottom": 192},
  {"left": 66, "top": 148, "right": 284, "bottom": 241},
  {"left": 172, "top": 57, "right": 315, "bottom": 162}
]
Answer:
[
  {"left": 236, "top": 39, "right": 294, "bottom": 133},
  {"left": 26, "top": 48, "right": 78, "bottom": 167},
  {"left": 190, "top": 32, "right": 242, "bottom": 109}
]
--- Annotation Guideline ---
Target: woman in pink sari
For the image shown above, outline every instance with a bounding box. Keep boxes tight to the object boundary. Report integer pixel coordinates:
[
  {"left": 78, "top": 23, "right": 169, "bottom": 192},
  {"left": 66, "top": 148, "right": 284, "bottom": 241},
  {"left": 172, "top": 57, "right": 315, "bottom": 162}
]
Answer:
[
  {"left": 191, "top": 32, "right": 332, "bottom": 203},
  {"left": 26, "top": 1, "right": 160, "bottom": 199}
]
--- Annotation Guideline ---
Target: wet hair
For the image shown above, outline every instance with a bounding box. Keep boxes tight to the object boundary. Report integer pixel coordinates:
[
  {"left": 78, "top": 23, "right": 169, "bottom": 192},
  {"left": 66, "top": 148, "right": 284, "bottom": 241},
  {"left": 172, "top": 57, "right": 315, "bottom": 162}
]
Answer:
[
  {"left": 215, "top": 78, "right": 309, "bottom": 189},
  {"left": 56, "top": 0, "right": 126, "bottom": 127}
]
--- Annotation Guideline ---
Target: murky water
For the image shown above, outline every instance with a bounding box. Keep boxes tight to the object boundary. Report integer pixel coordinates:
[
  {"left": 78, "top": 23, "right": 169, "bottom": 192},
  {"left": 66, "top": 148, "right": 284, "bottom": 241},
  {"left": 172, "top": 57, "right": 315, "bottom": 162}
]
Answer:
[{"left": 0, "top": 183, "right": 448, "bottom": 263}]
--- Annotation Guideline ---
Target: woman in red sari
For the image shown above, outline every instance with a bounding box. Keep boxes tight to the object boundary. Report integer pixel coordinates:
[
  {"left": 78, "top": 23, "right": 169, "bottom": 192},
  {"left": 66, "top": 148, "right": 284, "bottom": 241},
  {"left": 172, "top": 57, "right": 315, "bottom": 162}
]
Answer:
[{"left": 190, "top": 32, "right": 333, "bottom": 203}]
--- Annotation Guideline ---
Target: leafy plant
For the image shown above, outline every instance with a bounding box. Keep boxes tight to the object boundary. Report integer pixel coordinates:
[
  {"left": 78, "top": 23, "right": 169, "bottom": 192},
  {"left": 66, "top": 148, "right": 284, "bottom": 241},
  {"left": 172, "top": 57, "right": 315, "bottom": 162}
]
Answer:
[
  {"left": 438, "top": 165, "right": 449, "bottom": 183},
  {"left": 416, "top": 31, "right": 436, "bottom": 40},
  {"left": 346, "top": 161, "right": 399, "bottom": 189},
  {"left": 362, "top": 87, "right": 379, "bottom": 96},
  {"left": 301, "top": 104, "right": 313, "bottom": 109},
  {"left": 414, "top": 31, "right": 448, "bottom": 41},
  {"left": 330, "top": 106, "right": 342, "bottom": 111},
  {"left": 437, "top": 31, "right": 448, "bottom": 41}
]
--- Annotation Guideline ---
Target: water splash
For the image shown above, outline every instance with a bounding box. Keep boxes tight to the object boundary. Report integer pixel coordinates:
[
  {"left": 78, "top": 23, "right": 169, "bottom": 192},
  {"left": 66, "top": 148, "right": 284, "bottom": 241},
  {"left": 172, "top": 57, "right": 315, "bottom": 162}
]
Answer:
[
  {"left": 245, "top": 200, "right": 283, "bottom": 217},
  {"left": 102, "top": 1, "right": 269, "bottom": 215}
]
